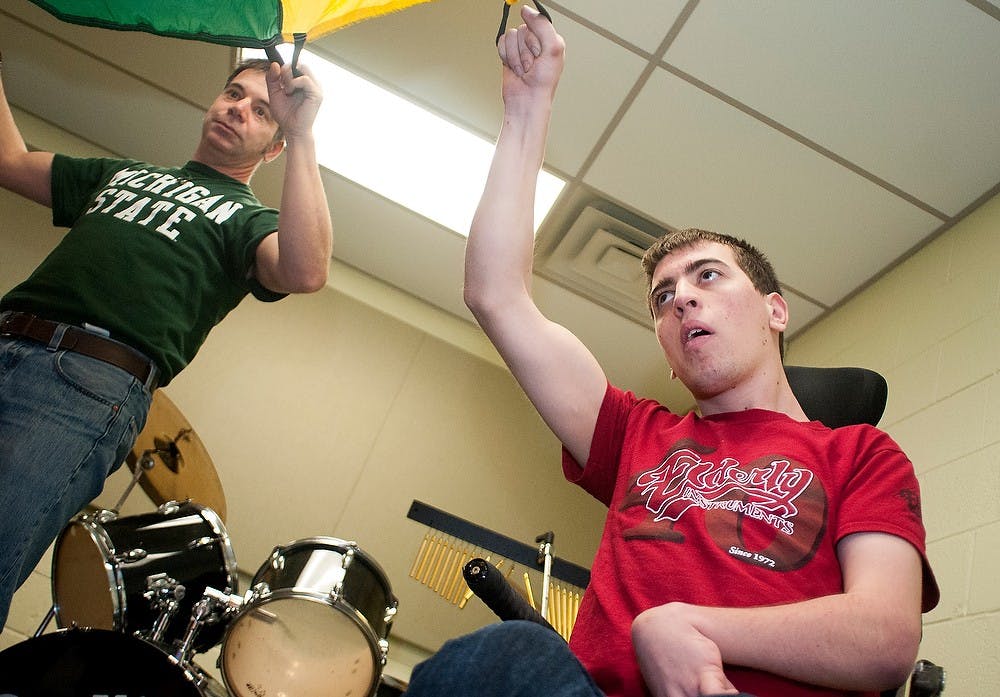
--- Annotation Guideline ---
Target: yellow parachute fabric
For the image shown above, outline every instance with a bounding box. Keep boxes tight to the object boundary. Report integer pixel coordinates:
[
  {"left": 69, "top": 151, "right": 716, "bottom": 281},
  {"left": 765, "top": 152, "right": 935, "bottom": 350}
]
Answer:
[{"left": 281, "top": 0, "right": 435, "bottom": 43}]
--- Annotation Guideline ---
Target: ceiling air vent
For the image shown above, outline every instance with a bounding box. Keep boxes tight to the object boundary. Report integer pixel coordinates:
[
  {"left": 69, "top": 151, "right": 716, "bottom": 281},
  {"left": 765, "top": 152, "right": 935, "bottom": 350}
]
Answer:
[{"left": 537, "top": 199, "right": 667, "bottom": 327}]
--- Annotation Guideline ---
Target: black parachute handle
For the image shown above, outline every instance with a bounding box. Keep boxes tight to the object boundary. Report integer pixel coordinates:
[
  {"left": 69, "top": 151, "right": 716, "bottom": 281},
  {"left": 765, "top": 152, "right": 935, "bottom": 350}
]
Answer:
[
  {"left": 495, "top": 0, "right": 553, "bottom": 46},
  {"left": 264, "top": 32, "right": 306, "bottom": 77}
]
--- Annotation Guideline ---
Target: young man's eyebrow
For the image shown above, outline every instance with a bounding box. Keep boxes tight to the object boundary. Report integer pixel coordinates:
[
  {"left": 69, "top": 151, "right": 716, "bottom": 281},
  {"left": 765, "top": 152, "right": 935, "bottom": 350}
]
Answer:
[
  {"left": 648, "top": 278, "right": 670, "bottom": 306},
  {"left": 647, "top": 257, "right": 729, "bottom": 309},
  {"left": 684, "top": 257, "right": 726, "bottom": 274},
  {"left": 650, "top": 258, "right": 726, "bottom": 291}
]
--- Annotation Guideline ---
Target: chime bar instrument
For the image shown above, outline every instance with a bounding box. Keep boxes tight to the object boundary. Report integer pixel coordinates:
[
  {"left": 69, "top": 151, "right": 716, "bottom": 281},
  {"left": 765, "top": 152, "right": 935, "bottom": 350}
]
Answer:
[
  {"left": 406, "top": 500, "right": 588, "bottom": 640},
  {"left": 406, "top": 500, "right": 590, "bottom": 588}
]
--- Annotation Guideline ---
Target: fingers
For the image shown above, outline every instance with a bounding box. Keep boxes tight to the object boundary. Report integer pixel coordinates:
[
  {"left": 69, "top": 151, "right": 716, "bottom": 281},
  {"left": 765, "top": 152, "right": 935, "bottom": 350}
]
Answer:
[
  {"left": 698, "top": 666, "right": 739, "bottom": 696},
  {"left": 266, "top": 61, "right": 321, "bottom": 101},
  {"left": 520, "top": 4, "right": 550, "bottom": 30},
  {"left": 497, "top": 11, "right": 546, "bottom": 76},
  {"left": 498, "top": 28, "right": 525, "bottom": 75},
  {"left": 266, "top": 60, "right": 283, "bottom": 85},
  {"left": 502, "top": 29, "right": 536, "bottom": 76}
]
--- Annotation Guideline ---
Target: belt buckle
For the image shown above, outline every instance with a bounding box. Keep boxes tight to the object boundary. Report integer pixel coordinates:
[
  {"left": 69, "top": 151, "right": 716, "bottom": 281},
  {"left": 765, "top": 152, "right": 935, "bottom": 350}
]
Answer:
[{"left": 0, "top": 312, "right": 16, "bottom": 336}]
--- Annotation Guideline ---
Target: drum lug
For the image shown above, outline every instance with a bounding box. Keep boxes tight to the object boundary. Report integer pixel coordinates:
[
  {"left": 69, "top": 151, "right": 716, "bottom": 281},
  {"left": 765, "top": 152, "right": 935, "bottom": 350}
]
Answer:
[
  {"left": 270, "top": 547, "right": 286, "bottom": 571},
  {"left": 187, "top": 536, "right": 216, "bottom": 550},
  {"left": 384, "top": 603, "right": 398, "bottom": 626},
  {"left": 117, "top": 547, "right": 148, "bottom": 564},
  {"left": 329, "top": 582, "right": 344, "bottom": 603},
  {"left": 157, "top": 500, "right": 181, "bottom": 516},
  {"left": 95, "top": 509, "right": 118, "bottom": 524},
  {"left": 378, "top": 638, "right": 390, "bottom": 665}
]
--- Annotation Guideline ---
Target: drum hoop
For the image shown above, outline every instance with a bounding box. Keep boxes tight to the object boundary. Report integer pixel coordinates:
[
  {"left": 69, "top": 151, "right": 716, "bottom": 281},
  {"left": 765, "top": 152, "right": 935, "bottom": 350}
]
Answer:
[
  {"left": 221, "top": 589, "right": 383, "bottom": 697},
  {"left": 266, "top": 536, "right": 394, "bottom": 593},
  {"left": 51, "top": 513, "right": 126, "bottom": 629},
  {"left": 241, "top": 587, "right": 384, "bottom": 646},
  {"left": 187, "top": 502, "right": 240, "bottom": 594}
]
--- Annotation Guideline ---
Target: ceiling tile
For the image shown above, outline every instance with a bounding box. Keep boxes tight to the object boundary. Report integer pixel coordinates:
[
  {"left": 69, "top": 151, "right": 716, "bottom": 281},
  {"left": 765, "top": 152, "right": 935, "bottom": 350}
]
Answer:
[
  {"left": 585, "top": 68, "right": 942, "bottom": 306},
  {"left": 560, "top": 0, "right": 690, "bottom": 53},
  {"left": 2, "top": 15, "right": 201, "bottom": 168},
  {"left": 665, "top": 0, "right": 1000, "bottom": 216},
  {"left": 325, "top": 172, "right": 472, "bottom": 321},
  {"left": 7, "top": 1, "right": 230, "bottom": 108},
  {"left": 318, "top": 4, "right": 647, "bottom": 179},
  {"left": 315, "top": 0, "right": 508, "bottom": 139},
  {"left": 546, "top": 14, "right": 650, "bottom": 175}
]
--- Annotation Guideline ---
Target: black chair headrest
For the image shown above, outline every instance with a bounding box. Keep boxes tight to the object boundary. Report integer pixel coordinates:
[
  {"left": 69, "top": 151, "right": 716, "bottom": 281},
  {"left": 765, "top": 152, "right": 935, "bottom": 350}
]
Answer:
[{"left": 784, "top": 366, "right": 888, "bottom": 429}]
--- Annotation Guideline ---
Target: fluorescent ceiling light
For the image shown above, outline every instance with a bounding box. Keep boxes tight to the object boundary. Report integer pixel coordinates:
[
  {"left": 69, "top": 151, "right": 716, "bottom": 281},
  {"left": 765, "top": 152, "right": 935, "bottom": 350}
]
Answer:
[{"left": 242, "top": 48, "right": 564, "bottom": 235}]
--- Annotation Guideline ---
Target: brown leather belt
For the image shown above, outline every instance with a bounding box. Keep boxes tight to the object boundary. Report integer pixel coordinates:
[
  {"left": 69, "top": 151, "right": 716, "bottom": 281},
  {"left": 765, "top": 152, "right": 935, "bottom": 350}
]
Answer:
[{"left": 0, "top": 311, "right": 157, "bottom": 388}]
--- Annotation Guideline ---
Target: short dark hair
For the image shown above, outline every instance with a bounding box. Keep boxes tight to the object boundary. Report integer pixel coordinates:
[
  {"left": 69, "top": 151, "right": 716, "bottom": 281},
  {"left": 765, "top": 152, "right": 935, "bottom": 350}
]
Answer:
[
  {"left": 641, "top": 228, "right": 785, "bottom": 358},
  {"left": 224, "top": 58, "right": 284, "bottom": 144},
  {"left": 225, "top": 58, "right": 273, "bottom": 87}
]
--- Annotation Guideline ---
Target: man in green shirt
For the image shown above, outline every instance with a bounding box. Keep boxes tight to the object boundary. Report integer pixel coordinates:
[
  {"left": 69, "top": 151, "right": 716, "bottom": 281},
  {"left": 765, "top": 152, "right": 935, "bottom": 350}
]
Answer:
[{"left": 0, "top": 54, "right": 333, "bottom": 628}]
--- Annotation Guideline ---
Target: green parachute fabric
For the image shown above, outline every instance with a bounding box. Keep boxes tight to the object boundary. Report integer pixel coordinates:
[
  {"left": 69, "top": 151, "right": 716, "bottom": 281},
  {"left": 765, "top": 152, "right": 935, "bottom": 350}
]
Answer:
[{"left": 26, "top": 0, "right": 435, "bottom": 48}]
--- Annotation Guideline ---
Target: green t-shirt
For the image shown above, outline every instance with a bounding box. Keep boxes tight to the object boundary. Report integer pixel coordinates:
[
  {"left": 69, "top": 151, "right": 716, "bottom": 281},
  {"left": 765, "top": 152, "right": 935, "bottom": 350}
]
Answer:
[{"left": 2, "top": 156, "right": 283, "bottom": 385}]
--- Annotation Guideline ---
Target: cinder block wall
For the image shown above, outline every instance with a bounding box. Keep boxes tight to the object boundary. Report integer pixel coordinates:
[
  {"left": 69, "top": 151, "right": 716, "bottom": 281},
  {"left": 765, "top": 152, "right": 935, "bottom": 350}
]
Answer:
[{"left": 788, "top": 192, "right": 1000, "bottom": 695}]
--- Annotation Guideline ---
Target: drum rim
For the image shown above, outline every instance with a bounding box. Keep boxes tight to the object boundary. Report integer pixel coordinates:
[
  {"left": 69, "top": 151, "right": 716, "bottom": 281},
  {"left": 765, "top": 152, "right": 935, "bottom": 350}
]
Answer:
[
  {"left": 261, "top": 536, "right": 395, "bottom": 596},
  {"left": 219, "top": 589, "right": 383, "bottom": 697},
  {"left": 185, "top": 500, "right": 240, "bottom": 595},
  {"left": 237, "top": 587, "right": 384, "bottom": 644},
  {"left": 51, "top": 512, "right": 126, "bottom": 630}
]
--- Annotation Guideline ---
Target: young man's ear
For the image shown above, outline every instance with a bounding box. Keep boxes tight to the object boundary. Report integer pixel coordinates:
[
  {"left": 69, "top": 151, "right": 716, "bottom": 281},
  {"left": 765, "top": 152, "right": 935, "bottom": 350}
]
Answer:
[{"left": 767, "top": 292, "right": 789, "bottom": 333}]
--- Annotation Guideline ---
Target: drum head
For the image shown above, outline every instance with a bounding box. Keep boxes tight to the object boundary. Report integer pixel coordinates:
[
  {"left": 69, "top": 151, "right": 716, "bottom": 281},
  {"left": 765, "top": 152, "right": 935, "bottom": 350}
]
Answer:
[
  {"left": 0, "top": 628, "right": 203, "bottom": 697},
  {"left": 52, "top": 520, "right": 119, "bottom": 630},
  {"left": 222, "top": 595, "right": 378, "bottom": 697}
]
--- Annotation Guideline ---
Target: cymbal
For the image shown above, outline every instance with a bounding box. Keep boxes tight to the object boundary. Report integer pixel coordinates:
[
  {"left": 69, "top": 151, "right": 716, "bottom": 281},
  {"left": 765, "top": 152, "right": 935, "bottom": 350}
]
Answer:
[{"left": 126, "top": 391, "right": 227, "bottom": 521}]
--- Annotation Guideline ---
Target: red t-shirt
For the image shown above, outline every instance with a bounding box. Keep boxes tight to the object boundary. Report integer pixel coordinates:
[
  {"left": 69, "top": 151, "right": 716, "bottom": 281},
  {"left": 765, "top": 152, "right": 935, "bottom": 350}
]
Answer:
[{"left": 563, "top": 384, "right": 938, "bottom": 697}]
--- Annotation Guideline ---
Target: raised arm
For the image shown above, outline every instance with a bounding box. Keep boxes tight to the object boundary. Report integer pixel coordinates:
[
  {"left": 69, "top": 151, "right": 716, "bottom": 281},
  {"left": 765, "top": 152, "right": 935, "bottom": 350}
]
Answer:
[
  {"left": 0, "top": 55, "right": 54, "bottom": 207},
  {"left": 631, "top": 532, "right": 924, "bottom": 696},
  {"left": 254, "top": 61, "right": 333, "bottom": 294},
  {"left": 464, "top": 6, "right": 607, "bottom": 466}
]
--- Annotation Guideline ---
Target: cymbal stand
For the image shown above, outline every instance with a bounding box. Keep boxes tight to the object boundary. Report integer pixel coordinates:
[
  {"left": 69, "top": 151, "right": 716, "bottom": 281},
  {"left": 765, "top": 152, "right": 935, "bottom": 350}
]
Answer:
[{"left": 111, "top": 448, "right": 159, "bottom": 513}]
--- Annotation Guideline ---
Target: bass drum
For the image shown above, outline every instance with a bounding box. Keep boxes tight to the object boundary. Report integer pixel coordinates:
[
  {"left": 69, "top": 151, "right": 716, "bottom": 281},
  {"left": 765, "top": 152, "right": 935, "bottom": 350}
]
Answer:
[
  {"left": 220, "top": 537, "right": 398, "bottom": 697},
  {"left": 0, "top": 628, "right": 226, "bottom": 697},
  {"left": 51, "top": 500, "right": 238, "bottom": 653}
]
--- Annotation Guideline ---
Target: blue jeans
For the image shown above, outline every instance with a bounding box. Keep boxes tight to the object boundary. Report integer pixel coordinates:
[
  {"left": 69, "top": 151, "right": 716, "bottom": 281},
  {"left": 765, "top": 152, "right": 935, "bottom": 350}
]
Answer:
[
  {"left": 406, "top": 621, "right": 604, "bottom": 697},
  {"left": 405, "top": 621, "right": 758, "bottom": 697},
  {"left": 0, "top": 332, "right": 152, "bottom": 628}
]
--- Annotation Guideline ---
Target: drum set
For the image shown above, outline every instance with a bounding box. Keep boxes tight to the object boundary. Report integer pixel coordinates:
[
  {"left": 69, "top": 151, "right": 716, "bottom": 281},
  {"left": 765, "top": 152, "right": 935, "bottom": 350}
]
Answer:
[{"left": 0, "top": 392, "right": 400, "bottom": 697}]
